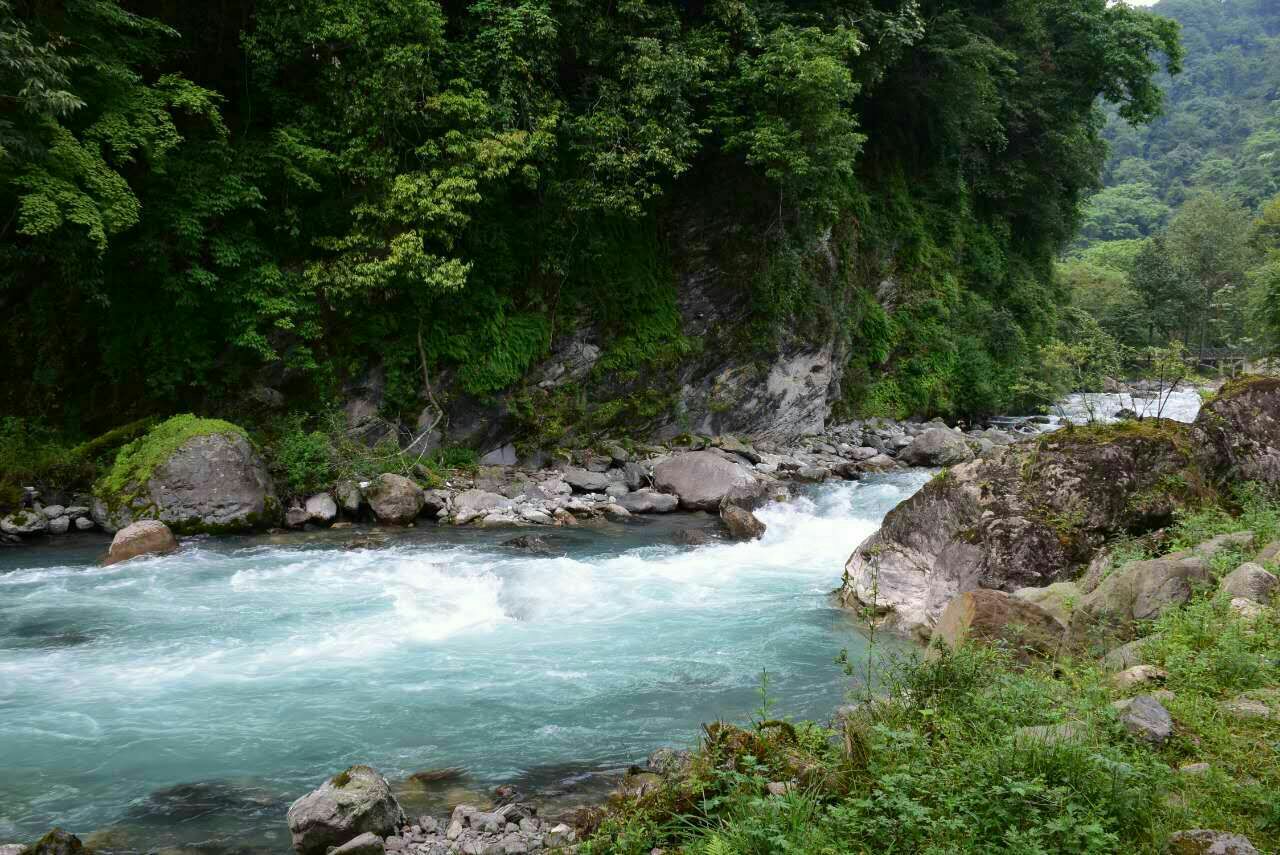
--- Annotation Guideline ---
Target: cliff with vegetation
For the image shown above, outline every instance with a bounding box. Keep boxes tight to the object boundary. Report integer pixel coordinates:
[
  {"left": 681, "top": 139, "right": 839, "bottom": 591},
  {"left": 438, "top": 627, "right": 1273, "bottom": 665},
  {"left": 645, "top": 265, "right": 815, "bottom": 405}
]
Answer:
[{"left": 1, "top": 0, "right": 1181, "bottom": 462}]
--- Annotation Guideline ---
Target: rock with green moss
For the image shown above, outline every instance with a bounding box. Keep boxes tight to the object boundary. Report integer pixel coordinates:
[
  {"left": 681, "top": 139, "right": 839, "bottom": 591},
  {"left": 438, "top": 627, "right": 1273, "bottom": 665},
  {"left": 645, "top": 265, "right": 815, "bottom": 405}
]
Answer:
[
  {"left": 287, "top": 765, "right": 405, "bottom": 855},
  {"left": 840, "top": 421, "right": 1207, "bottom": 640},
  {"left": 0, "top": 509, "right": 48, "bottom": 537},
  {"left": 1193, "top": 376, "right": 1280, "bottom": 486},
  {"left": 92, "top": 415, "right": 277, "bottom": 534}
]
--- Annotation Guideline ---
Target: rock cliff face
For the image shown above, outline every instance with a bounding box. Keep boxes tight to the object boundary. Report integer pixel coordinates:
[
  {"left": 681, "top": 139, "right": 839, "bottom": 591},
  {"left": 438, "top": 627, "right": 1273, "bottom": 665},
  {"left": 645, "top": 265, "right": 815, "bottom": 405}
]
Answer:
[{"left": 839, "top": 377, "right": 1280, "bottom": 640}]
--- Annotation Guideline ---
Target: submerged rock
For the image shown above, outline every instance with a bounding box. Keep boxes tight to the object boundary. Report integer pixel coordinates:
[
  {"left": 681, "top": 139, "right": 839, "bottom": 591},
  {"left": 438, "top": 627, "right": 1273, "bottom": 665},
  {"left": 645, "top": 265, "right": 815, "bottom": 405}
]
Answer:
[
  {"left": 652, "top": 451, "right": 765, "bottom": 511},
  {"left": 287, "top": 765, "right": 406, "bottom": 855},
  {"left": 103, "top": 520, "right": 178, "bottom": 566}
]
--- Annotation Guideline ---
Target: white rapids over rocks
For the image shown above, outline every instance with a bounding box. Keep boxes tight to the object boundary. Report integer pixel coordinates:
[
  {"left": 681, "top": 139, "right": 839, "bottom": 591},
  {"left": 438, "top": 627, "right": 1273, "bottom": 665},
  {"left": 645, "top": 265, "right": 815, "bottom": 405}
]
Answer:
[{"left": 0, "top": 472, "right": 930, "bottom": 851}]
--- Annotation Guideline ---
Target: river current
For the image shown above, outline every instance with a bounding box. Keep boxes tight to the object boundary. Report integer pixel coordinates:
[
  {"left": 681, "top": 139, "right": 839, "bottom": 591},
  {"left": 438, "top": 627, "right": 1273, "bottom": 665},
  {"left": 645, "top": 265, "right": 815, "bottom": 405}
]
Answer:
[{"left": 0, "top": 472, "right": 931, "bottom": 852}]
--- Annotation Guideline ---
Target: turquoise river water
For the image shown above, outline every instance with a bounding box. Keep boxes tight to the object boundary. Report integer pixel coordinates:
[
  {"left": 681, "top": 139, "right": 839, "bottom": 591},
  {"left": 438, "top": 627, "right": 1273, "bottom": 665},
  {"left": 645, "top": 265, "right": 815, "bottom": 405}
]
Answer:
[{"left": 0, "top": 473, "right": 929, "bottom": 852}]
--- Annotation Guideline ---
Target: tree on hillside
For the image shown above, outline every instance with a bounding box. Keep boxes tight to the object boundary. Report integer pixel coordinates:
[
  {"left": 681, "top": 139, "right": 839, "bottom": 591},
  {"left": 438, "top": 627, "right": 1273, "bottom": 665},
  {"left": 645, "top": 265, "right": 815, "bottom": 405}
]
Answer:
[{"left": 1165, "top": 191, "right": 1258, "bottom": 353}]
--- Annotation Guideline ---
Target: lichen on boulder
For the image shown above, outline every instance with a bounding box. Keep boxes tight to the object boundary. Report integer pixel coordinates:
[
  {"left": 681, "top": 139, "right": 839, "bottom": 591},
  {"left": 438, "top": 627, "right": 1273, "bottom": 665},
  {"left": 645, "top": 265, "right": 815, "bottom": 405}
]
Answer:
[{"left": 92, "top": 414, "right": 278, "bottom": 533}]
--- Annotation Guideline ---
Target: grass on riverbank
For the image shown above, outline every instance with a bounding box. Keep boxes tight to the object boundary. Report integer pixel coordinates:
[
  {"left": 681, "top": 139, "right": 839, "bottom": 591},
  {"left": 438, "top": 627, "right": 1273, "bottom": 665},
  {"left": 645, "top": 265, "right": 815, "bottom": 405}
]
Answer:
[{"left": 580, "top": 499, "right": 1280, "bottom": 854}]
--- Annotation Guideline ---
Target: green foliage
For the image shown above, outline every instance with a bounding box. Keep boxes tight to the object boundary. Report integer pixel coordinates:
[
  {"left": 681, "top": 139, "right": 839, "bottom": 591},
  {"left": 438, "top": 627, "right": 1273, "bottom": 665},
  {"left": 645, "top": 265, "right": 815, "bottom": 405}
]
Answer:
[
  {"left": 269, "top": 416, "right": 336, "bottom": 497},
  {"left": 1, "top": 0, "right": 1185, "bottom": 428},
  {"left": 95, "top": 414, "right": 248, "bottom": 502}
]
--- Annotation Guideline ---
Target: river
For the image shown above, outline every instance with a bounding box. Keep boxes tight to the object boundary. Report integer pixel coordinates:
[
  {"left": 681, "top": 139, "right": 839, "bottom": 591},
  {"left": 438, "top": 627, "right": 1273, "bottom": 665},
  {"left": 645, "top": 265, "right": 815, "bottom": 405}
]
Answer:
[{"left": 0, "top": 472, "right": 931, "bottom": 852}]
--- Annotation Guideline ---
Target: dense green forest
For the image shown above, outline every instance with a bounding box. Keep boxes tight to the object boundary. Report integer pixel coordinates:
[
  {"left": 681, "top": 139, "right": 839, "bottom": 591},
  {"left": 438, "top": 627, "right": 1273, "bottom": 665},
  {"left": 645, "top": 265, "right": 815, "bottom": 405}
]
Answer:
[
  {"left": 2, "top": 0, "right": 1182, "bottom": 449},
  {"left": 1067, "top": 0, "right": 1280, "bottom": 360}
]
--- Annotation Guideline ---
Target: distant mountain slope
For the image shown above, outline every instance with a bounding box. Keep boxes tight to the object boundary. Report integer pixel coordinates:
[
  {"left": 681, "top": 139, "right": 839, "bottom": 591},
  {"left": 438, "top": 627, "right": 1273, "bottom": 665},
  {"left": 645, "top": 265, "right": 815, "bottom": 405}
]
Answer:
[{"left": 1079, "top": 0, "right": 1280, "bottom": 244}]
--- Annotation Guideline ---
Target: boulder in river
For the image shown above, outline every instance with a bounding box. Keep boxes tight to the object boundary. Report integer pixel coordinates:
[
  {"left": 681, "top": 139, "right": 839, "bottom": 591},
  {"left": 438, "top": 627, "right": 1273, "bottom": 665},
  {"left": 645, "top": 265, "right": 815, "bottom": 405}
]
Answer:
[
  {"left": 21, "top": 829, "right": 86, "bottom": 855},
  {"left": 839, "top": 420, "right": 1208, "bottom": 640},
  {"left": 287, "top": 765, "right": 406, "bottom": 855},
  {"left": 720, "top": 503, "right": 766, "bottom": 541},
  {"left": 618, "top": 489, "right": 679, "bottom": 514},
  {"left": 899, "top": 427, "right": 975, "bottom": 467},
  {"left": 103, "top": 520, "right": 178, "bottom": 566},
  {"left": 652, "top": 451, "right": 765, "bottom": 511},
  {"left": 362, "top": 474, "right": 424, "bottom": 525},
  {"left": 93, "top": 416, "right": 278, "bottom": 534}
]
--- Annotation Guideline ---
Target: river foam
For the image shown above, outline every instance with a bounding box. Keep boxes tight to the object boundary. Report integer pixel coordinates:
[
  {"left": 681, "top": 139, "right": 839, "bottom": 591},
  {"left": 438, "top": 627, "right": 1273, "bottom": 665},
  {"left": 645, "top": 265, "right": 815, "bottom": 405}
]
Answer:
[{"left": 0, "top": 472, "right": 929, "bottom": 849}]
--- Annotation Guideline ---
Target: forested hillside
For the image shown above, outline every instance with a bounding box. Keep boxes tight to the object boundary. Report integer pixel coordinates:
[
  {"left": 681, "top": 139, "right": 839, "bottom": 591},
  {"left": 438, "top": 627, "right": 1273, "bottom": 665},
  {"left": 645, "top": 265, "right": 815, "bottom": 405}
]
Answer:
[
  {"left": 1067, "top": 0, "right": 1280, "bottom": 361},
  {"left": 2, "top": 0, "right": 1180, "bottom": 452}
]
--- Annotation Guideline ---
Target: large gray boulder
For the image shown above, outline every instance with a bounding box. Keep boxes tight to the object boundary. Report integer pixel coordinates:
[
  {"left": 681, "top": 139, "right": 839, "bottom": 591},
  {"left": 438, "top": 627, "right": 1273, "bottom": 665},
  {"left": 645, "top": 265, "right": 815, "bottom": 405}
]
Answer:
[
  {"left": 1118, "top": 694, "right": 1173, "bottom": 745},
  {"left": 652, "top": 451, "right": 765, "bottom": 511},
  {"left": 618, "top": 490, "right": 679, "bottom": 514},
  {"left": 931, "top": 589, "right": 1065, "bottom": 663},
  {"left": 286, "top": 765, "right": 406, "bottom": 855},
  {"left": 103, "top": 520, "right": 178, "bottom": 566},
  {"left": 721, "top": 504, "right": 766, "bottom": 541},
  {"left": 899, "top": 428, "right": 975, "bottom": 467},
  {"left": 362, "top": 474, "right": 424, "bottom": 525},
  {"left": 839, "top": 422, "right": 1205, "bottom": 640},
  {"left": 1069, "top": 555, "right": 1209, "bottom": 647},
  {"left": 94, "top": 428, "right": 277, "bottom": 534},
  {"left": 451, "top": 489, "right": 513, "bottom": 524},
  {"left": 562, "top": 468, "right": 611, "bottom": 493},
  {"left": 1193, "top": 376, "right": 1280, "bottom": 486},
  {"left": 1219, "top": 562, "right": 1277, "bottom": 604}
]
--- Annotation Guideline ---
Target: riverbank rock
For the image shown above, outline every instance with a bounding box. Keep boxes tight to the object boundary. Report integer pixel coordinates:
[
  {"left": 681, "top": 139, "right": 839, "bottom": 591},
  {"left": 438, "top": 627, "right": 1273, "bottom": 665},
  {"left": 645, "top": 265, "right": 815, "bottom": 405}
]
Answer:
[
  {"left": 304, "top": 492, "right": 338, "bottom": 526},
  {"left": 20, "top": 829, "right": 86, "bottom": 855},
  {"left": 93, "top": 417, "right": 277, "bottom": 533},
  {"left": 103, "top": 520, "right": 178, "bottom": 566},
  {"left": 899, "top": 428, "right": 974, "bottom": 467},
  {"left": 287, "top": 765, "right": 406, "bottom": 855},
  {"left": 1167, "top": 830, "right": 1259, "bottom": 854},
  {"left": 0, "top": 509, "right": 48, "bottom": 536},
  {"left": 1068, "top": 555, "right": 1209, "bottom": 648},
  {"left": 618, "top": 489, "right": 679, "bottom": 514},
  {"left": 721, "top": 503, "right": 766, "bottom": 541},
  {"left": 1219, "top": 562, "right": 1277, "bottom": 604},
  {"left": 652, "top": 451, "right": 765, "bottom": 511},
  {"left": 839, "top": 420, "right": 1208, "bottom": 640},
  {"left": 1192, "top": 376, "right": 1280, "bottom": 486},
  {"left": 930, "top": 590, "right": 1065, "bottom": 663},
  {"left": 363, "top": 474, "right": 425, "bottom": 525}
]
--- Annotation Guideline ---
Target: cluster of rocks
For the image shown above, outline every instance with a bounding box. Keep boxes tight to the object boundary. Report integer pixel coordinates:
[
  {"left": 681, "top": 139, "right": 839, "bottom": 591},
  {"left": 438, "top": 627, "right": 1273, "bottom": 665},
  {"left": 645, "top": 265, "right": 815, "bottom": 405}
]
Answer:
[
  {"left": 841, "top": 376, "right": 1280, "bottom": 640},
  {"left": 0, "top": 490, "right": 97, "bottom": 544},
  {"left": 285, "top": 765, "right": 581, "bottom": 855},
  {"left": 280, "top": 418, "right": 1020, "bottom": 540}
]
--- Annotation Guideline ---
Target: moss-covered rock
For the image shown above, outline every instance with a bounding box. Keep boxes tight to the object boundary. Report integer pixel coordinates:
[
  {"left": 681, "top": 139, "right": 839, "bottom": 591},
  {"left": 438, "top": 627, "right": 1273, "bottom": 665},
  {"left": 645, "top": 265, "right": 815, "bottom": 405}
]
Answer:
[
  {"left": 92, "top": 415, "right": 278, "bottom": 533},
  {"left": 1193, "top": 375, "right": 1280, "bottom": 486},
  {"left": 839, "top": 420, "right": 1211, "bottom": 640}
]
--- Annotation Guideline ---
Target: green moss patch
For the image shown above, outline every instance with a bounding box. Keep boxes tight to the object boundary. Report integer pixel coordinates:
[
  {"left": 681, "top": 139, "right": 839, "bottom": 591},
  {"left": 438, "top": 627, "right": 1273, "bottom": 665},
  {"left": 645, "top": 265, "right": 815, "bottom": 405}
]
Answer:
[{"left": 95, "top": 414, "right": 249, "bottom": 506}]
